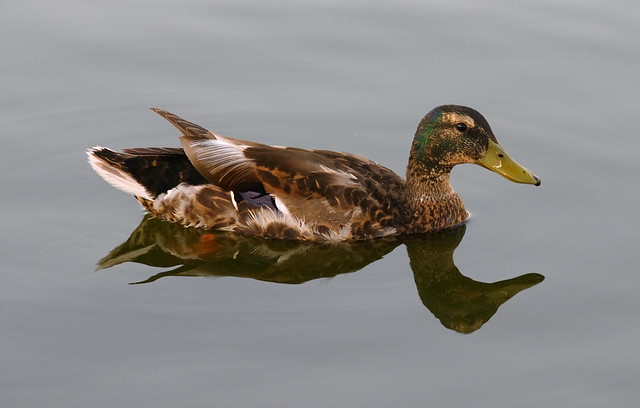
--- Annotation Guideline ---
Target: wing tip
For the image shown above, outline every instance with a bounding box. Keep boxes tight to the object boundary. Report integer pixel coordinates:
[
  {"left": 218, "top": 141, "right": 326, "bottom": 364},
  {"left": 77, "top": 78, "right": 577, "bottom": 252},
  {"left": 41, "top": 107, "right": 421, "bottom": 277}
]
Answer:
[{"left": 148, "top": 106, "right": 213, "bottom": 140}]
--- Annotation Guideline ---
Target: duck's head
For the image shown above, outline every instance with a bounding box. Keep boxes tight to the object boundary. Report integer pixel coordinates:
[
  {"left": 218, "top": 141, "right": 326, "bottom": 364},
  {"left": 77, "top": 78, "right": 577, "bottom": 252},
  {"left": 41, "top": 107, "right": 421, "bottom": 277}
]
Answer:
[{"left": 411, "top": 105, "right": 540, "bottom": 185}]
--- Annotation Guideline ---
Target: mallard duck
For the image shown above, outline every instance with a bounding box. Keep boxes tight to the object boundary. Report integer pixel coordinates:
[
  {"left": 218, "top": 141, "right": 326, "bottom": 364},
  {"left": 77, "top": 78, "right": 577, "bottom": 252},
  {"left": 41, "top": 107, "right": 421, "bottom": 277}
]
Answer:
[{"left": 88, "top": 105, "right": 540, "bottom": 241}]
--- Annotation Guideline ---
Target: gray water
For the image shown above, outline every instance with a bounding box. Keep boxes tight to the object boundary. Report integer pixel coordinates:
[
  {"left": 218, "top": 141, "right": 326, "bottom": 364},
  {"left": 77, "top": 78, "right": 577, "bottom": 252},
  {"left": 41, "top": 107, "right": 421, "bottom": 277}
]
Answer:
[{"left": 2, "top": 1, "right": 639, "bottom": 406}]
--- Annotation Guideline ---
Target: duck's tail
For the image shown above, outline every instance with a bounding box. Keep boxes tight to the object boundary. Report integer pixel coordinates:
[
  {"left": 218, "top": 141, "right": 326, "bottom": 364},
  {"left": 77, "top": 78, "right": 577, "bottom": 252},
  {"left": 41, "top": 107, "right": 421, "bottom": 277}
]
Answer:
[
  {"left": 87, "top": 147, "right": 154, "bottom": 200},
  {"left": 87, "top": 147, "right": 209, "bottom": 200}
]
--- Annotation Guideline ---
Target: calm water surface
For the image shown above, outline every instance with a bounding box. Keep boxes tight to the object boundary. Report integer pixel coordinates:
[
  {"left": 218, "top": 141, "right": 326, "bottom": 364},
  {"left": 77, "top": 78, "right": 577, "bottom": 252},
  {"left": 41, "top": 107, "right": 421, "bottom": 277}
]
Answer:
[{"left": 2, "top": 1, "right": 638, "bottom": 407}]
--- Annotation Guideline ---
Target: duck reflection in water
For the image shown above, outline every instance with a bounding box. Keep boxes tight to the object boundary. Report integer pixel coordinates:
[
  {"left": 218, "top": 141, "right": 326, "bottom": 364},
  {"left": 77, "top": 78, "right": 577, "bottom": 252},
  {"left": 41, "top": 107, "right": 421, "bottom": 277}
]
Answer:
[{"left": 98, "top": 216, "right": 543, "bottom": 334}]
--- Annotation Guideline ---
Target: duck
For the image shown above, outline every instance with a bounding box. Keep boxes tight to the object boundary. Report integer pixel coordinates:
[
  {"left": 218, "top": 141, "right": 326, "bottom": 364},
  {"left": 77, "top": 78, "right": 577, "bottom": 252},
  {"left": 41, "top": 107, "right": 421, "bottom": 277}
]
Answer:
[{"left": 88, "top": 105, "right": 540, "bottom": 241}]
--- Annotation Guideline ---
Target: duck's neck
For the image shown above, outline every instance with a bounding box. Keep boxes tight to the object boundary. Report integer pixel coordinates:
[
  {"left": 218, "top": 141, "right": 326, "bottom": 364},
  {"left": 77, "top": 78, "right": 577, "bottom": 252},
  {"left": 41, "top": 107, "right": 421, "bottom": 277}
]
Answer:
[{"left": 403, "top": 159, "right": 469, "bottom": 233}]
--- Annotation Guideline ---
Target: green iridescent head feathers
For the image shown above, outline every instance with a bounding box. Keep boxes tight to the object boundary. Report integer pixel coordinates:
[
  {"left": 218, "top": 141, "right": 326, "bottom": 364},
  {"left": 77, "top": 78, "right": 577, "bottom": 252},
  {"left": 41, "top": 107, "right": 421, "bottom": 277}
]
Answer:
[{"left": 411, "top": 105, "right": 540, "bottom": 185}]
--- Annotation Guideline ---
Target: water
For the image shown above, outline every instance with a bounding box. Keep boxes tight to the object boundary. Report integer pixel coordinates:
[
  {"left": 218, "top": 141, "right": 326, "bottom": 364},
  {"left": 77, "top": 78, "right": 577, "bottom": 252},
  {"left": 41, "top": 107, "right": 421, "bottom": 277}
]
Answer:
[{"left": 2, "top": 1, "right": 638, "bottom": 406}]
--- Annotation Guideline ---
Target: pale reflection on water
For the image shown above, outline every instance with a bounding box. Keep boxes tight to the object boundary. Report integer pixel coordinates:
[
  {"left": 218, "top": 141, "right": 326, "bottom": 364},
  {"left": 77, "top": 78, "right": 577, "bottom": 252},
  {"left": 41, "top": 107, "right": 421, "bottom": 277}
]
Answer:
[{"left": 98, "top": 217, "right": 543, "bottom": 334}]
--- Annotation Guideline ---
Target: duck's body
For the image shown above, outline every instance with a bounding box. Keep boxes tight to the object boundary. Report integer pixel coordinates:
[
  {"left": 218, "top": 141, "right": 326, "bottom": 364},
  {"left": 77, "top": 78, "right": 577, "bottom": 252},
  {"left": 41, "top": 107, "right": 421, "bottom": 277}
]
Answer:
[{"left": 88, "top": 106, "right": 540, "bottom": 241}]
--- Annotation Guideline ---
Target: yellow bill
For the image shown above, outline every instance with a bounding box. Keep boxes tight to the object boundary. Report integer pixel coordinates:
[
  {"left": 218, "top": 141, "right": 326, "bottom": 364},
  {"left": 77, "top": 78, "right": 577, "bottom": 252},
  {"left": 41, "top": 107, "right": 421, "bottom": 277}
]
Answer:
[{"left": 477, "top": 139, "right": 541, "bottom": 186}]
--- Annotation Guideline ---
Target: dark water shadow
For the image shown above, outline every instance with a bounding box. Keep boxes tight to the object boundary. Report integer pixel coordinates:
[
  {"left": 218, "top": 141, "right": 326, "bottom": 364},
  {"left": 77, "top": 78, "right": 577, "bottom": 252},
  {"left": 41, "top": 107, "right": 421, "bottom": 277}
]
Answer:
[{"left": 98, "top": 215, "right": 544, "bottom": 333}]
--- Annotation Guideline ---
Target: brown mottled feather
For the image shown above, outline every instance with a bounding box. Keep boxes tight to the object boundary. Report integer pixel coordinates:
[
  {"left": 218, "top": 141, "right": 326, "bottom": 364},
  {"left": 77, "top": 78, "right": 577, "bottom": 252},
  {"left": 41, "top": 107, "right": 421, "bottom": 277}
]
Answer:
[
  {"left": 138, "top": 184, "right": 239, "bottom": 230},
  {"left": 247, "top": 148, "right": 406, "bottom": 237}
]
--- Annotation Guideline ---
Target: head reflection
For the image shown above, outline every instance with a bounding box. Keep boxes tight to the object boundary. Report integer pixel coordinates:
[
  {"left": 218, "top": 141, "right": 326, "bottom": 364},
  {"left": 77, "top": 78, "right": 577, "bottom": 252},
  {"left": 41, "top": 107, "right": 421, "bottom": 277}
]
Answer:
[{"left": 405, "top": 227, "right": 543, "bottom": 333}]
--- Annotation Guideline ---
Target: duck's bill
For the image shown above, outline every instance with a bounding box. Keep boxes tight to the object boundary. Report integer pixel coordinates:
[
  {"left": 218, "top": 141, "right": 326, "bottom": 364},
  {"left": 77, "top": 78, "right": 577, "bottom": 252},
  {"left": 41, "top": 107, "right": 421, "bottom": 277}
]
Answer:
[{"left": 477, "top": 139, "right": 541, "bottom": 186}]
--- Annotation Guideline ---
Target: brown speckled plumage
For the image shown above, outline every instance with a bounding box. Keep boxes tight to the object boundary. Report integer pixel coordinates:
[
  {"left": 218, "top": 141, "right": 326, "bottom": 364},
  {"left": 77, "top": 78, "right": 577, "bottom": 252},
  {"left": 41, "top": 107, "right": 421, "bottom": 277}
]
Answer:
[{"left": 88, "top": 105, "right": 540, "bottom": 241}]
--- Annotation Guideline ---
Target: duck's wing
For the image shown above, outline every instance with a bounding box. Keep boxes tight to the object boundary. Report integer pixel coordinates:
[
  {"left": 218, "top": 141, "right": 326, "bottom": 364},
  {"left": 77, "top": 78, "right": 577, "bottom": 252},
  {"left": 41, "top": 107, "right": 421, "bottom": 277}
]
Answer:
[
  {"left": 149, "top": 107, "right": 264, "bottom": 192},
  {"left": 150, "top": 108, "right": 405, "bottom": 234}
]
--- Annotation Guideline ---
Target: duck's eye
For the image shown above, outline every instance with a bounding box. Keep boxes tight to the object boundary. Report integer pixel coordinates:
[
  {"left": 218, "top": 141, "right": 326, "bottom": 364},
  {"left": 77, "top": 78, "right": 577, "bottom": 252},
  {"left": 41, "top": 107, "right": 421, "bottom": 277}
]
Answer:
[{"left": 455, "top": 123, "right": 468, "bottom": 132}]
